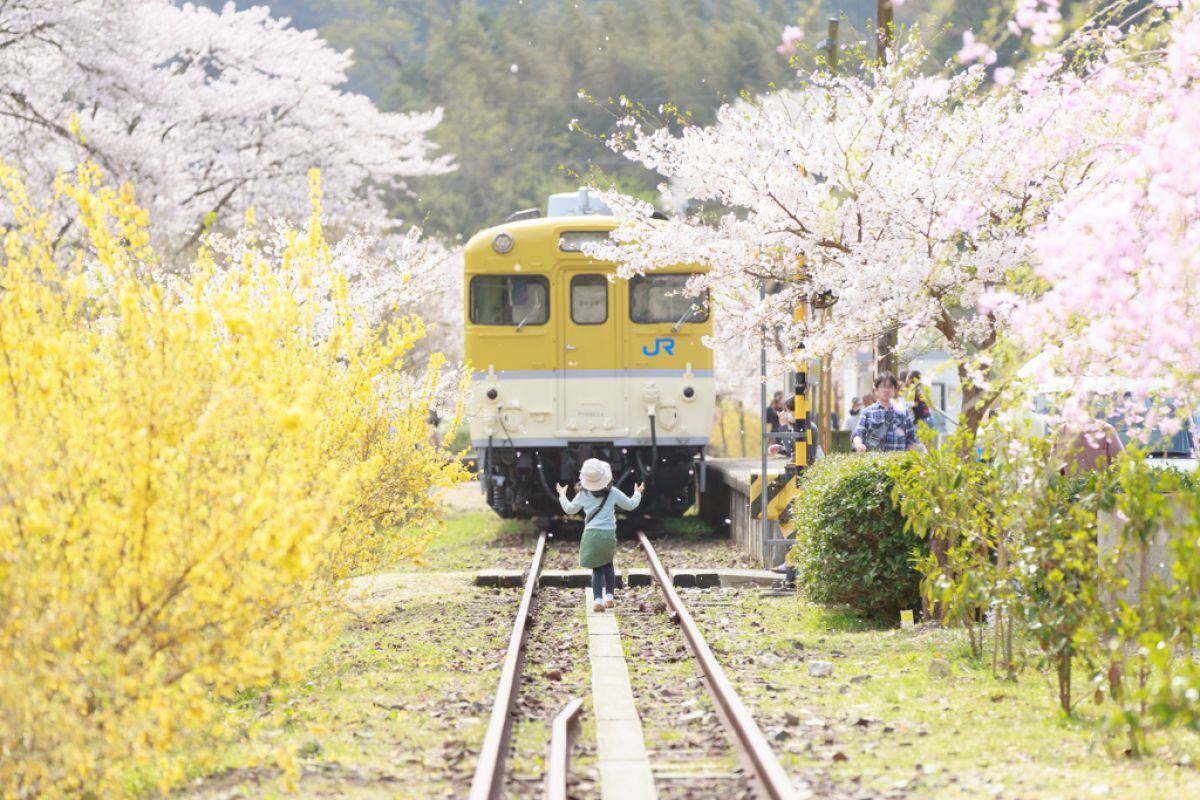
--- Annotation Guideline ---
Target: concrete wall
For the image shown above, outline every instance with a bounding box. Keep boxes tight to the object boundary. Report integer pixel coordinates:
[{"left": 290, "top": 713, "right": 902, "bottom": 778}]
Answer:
[
  {"left": 1097, "top": 501, "right": 1187, "bottom": 607},
  {"left": 701, "top": 458, "right": 791, "bottom": 567}
]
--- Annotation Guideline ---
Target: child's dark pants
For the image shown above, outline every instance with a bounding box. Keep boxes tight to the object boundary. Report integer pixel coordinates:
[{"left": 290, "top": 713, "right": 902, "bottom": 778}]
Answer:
[{"left": 591, "top": 562, "right": 616, "bottom": 600}]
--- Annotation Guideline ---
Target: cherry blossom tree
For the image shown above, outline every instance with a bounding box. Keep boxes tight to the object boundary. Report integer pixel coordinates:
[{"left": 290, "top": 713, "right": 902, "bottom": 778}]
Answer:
[
  {"left": 0, "top": 0, "right": 453, "bottom": 252},
  {"left": 589, "top": 38, "right": 1112, "bottom": 429},
  {"left": 1006, "top": 2, "right": 1200, "bottom": 410}
]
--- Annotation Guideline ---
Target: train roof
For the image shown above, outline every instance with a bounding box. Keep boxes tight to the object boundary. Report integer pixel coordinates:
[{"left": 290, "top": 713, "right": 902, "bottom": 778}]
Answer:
[{"left": 464, "top": 214, "right": 619, "bottom": 260}]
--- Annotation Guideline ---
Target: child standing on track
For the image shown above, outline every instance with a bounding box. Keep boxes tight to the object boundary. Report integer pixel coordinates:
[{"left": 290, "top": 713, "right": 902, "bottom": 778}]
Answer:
[{"left": 556, "top": 458, "right": 643, "bottom": 613}]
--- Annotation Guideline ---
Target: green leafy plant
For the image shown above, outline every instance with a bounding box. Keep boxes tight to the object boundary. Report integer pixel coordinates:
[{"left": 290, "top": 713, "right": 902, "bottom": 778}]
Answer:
[
  {"left": 1084, "top": 450, "right": 1200, "bottom": 753},
  {"left": 894, "top": 413, "right": 1200, "bottom": 744},
  {"left": 786, "top": 453, "right": 922, "bottom": 621},
  {"left": 892, "top": 425, "right": 1011, "bottom": 664}
]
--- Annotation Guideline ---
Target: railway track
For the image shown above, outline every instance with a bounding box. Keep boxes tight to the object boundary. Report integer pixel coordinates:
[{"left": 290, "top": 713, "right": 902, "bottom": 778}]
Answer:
[{"left": 468, "top": 530, "right": 803, "bottom": 800}]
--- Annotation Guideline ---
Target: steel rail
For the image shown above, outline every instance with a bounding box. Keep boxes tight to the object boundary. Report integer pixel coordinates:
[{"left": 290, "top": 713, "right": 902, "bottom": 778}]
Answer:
[
  {"left": 638, "top": 532, "right": 799, "bottom": 800},
  {"left": 542, "top": 697, "right": 584, "bottom": 800},
  {"left": 468, "top": 531, "right": 548, "bottom": 800}
]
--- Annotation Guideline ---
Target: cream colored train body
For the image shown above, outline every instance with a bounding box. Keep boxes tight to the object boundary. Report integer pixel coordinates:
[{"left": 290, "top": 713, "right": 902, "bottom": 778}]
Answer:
[{"left": 464, "top": 192, "right": 714, "bottom": 518}]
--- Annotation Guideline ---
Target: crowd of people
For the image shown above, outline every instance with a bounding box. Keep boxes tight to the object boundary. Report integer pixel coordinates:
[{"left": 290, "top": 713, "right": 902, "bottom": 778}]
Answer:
[{"left": 766, "top": 369, "right": 935, "bottom": 457}]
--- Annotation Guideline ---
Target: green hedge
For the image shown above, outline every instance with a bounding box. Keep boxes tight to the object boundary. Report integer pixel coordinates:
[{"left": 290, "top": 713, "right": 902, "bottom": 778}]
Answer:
[{"left": 786, "top": 452, "right": 923, "bottom": 620}]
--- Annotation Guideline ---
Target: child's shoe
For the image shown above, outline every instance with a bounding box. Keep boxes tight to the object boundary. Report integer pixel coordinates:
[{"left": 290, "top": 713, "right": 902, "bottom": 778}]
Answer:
[
  {"left": 593, "top": 599, "right": 605, "bottom": 612},
  {"left": 604, "top": 593, "right": 615, "bottom": 609}
]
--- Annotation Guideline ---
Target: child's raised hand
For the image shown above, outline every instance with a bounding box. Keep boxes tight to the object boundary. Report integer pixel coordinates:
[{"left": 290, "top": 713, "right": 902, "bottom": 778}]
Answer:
[
  {"left": 555, "top": 482, "right": 568, "bottom": 496},
  {"left": 634, "top": 482, "right": 645, "bottom": 494}
]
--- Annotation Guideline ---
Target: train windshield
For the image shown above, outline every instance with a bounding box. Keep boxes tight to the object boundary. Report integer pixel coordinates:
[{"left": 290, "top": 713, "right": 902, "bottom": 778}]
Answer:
[
  {"left": 571, "top": 275, "right": 608, "bottom": 324},
  {"left": 629, "top": 274, "right": 708, "bottom": 324},
  {"left": 469, "top": 275, "right": 549, "bottom": 326}
]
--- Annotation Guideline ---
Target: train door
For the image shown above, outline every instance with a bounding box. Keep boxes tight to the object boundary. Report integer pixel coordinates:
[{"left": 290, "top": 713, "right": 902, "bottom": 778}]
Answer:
[{"left": 558, "top": 270, "right": 624, "bottom": 436}]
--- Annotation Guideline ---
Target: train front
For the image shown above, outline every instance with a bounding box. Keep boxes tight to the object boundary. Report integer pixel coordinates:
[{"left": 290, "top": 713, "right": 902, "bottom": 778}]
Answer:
[{"left": 463, "top": 191, "right": 715, "bottom": 519}]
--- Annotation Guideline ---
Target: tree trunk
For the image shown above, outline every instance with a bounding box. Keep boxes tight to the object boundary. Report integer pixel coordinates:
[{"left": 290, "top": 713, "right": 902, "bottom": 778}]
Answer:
[
  {"left": 995, "top": 535, "right": 1014, "bottom": 679},
  {"left": 932, "top": 309, "right": 996, "bottom": 436},
  {"left": 718, "top": 402, "right": 729, "bottom": 456},
  {"left": 738, "top": 402, "right": 747, "bottom": 456},
  {"left": 1058, "top": 652, "right": 1072, "bottom": 714},
  {"left": 957, "top": 361, "right": 990, "bottom": 435}
]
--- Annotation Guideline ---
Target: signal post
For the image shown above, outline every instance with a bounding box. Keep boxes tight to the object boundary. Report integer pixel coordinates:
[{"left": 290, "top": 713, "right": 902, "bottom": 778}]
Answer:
[{"left": 751, "top": 266, "right": 811, "bottom": 567}]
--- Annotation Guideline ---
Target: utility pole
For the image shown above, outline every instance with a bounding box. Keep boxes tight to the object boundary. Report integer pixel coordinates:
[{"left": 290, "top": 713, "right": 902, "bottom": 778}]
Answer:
[
  {"left": 874, "top": 2, "right": 898, "bottom": 375},
  {"left": 816, "top": 19, "right": 839, "bottom": 455},
  {"left": 759, "top": 279, "right": 769, "bottom": 562},
  {"left": 876, "top": 0, "right": 894, "bottom": 64},
  {"left": 792, "top": 290, "right": 810, "bottom": 476},
  {"left": 825, "top": 17, "right": 839, "bottom": 73}
]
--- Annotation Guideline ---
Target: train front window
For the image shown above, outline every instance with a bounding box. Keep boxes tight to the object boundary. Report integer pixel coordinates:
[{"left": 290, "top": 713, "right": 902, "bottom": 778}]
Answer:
[
  {"left": 469, "top": 275, "right": 549, "bottom": 326},
  {"left": 571, "top": 275, "right": 608, "bottom": 324},
  {"left": 629, "top": 274, "right": 708, "bottom": 324}
]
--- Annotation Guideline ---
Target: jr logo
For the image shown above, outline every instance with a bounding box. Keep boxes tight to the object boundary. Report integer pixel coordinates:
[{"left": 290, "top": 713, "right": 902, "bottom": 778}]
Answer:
[{"left": 642, "top": 337, "right": 675, "bottom": 357}]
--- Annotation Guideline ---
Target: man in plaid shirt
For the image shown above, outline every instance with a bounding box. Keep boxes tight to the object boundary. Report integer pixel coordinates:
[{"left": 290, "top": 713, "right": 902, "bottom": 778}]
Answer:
[{"left": 852, "top": 372, "right": 918, "bottom": 452}]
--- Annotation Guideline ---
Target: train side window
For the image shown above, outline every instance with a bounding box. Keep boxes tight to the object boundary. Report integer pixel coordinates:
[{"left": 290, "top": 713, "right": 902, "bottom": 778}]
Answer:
[
  {"left": 570, "top": 275, "right": 608, "bottom": 324},
  {"left": 629, "top": 274, "right": 709, "bottom": 324},
  {"left": 469, "top": 275, "right": 550, "bottom": 326}
]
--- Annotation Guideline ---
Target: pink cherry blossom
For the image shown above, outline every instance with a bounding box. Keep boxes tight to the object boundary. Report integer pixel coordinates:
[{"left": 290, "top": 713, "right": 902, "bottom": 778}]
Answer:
[
  {"left": 958, "top": 31, "right": 998, "bottom": 65},
  {"left": 777, "top": 25, "right": 804, "bottom": 57},
  {"left": 1012, "top": 3, "right": 1200, "bottom": 403}
]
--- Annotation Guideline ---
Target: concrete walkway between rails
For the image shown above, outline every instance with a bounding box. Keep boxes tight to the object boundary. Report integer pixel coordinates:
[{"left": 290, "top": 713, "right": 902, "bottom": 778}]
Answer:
[{"left": 583, "top": 590, "right": 658, "bottom": 800}]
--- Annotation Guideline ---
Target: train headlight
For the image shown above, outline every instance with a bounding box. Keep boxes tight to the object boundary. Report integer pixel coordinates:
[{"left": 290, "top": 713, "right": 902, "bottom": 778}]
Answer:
[
  {"left": 682, "top": 385, "right": 695, "bottom": 399},
  {"left": 486, "top": 387, "right": 499, "bottom": 400},
  {"left": 492, "top": 232, "right": 514, "bottom": 254}
]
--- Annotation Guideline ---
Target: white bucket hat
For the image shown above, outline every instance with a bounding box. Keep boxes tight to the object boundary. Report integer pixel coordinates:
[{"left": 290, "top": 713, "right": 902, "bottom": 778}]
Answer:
[{"left": 579, "top": 458, "right": 613, "bottom": 492}]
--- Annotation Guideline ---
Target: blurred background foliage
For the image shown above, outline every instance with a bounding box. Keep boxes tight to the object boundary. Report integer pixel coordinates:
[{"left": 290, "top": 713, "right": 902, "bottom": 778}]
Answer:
[{"left": 197, "top": 0, "right": 1080, "bottom": 239}]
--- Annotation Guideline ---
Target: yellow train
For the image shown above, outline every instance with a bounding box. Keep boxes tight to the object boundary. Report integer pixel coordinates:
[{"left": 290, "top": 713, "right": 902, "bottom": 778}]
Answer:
[{"left": 464, "top": 190, "right": 715, "bottom": 518}]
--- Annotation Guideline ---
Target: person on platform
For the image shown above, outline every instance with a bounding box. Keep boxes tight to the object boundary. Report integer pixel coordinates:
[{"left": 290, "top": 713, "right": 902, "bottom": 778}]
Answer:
[
  {"left": 1053, "top": 421, "right": 1124, "bottom": 474},
  {"left": 1052, "top": 396, "right": 1125, "bottom": 475},
  {"left": 769, "top": 396, "right": 824, "bottom": 460},
  {"left": 766, "top": 391, "right": 784, "bottom": 432},
  {"left": 907, "top": 370, "right": 934, "bottom": 429},
  {"left": 557, "top": 459, "right": 643, "bottom": 613},
  {"left": 852, "top": 372, "right": 918, "bottom": 452},
  {"left": 844, "top": 396, "right": 863, "bottom": 430}
]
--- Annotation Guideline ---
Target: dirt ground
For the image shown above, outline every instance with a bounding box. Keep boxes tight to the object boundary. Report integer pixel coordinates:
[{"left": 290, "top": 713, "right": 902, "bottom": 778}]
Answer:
[{"left": 436, "top": 480, "right": 491, "bottom": 514}]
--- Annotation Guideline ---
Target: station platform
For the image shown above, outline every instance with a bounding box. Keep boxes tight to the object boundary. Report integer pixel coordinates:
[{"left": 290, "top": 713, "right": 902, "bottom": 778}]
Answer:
[{"left": 698, "top": 457, "right": 796, "bottom": 568}]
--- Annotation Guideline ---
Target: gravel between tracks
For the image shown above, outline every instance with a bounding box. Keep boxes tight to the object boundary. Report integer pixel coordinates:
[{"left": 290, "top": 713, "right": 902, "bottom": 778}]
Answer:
[
  {"left": 503, "top": 586, "right": 596, "bottom": 799},
  {"left": 618, "top": 586, "right": 754, "bottom": 799},
  {"left": 491, "top": 530, "right": 759, "bottom": 573}
]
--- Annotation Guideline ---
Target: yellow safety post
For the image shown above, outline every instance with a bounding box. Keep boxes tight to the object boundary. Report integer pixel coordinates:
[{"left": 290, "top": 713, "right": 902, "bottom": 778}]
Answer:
[
  {"left": 792, "top": 300, "right": 810, "bottom": 476},
  {"left": 750, "top": 471, "right": 796, "bottom": 521},
  {"left": 776, "top": 260, "right": 810, "bottom": 540}
]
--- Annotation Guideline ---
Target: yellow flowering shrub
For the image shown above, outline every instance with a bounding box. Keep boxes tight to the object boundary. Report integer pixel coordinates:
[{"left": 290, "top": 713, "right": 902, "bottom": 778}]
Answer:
[{"left": 0, "top": 164, "right": 464, "bottom": 797}]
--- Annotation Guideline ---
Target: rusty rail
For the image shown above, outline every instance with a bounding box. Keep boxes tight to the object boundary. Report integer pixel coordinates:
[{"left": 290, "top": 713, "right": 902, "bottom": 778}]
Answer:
[
  {"left": 468, "top": 531, "right": 548, "bottom": 800},
  {"left": 542, "top": 697, "right": 584, "bottom": 800},
  {"left": 638, "top": 531, "right": 799, "bottom": 800}
]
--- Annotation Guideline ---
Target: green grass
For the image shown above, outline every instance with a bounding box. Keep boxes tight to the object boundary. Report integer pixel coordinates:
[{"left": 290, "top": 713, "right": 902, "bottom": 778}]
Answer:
[
  {"left": 660, "top": 515, "right": 715, "bottom": 538},
  {"left": 699, "top": 594, "right": 1200, "bottom": 799},
  {"left": 391, "top": 511, "right": 535, "bottom": 573},
  {"left": 163, "top": 577, "right": 520, "bottom": 798}
]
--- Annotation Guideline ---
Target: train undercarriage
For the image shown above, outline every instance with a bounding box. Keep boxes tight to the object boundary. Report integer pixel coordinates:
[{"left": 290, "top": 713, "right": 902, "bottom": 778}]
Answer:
[{"left": 477, "top": 440, "right": 703, "bottom": 520}]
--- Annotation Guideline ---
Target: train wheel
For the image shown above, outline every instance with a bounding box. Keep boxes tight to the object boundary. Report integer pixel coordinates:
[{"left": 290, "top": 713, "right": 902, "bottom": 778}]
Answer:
[{"left": 490, "top": 480, "right": 512, "bottom": 518}]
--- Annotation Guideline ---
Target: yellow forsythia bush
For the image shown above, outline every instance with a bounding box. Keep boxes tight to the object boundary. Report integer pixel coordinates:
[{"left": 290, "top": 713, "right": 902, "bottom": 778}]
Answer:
[{"left": 0, "top": 163, "right": 464, "bottom": 797}]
